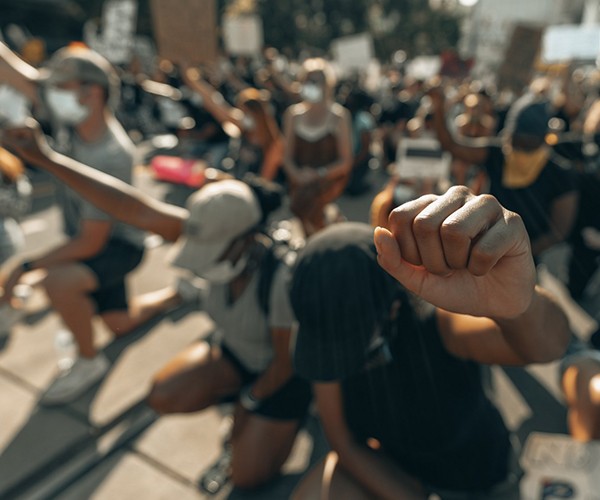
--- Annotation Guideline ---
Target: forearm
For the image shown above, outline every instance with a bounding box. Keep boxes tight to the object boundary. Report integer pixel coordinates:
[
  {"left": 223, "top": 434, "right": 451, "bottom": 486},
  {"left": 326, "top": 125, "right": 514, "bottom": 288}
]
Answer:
[
  {"left": 335, "top": 441, "right": 425, "bottom": 499},
  {"left": 183, "top": 73, "right": 238, "bottom": 126},
  {"left": 40, "top": 150, "right": 186, "bottom": 240},
  {"left": 0, "top": 43, "right": 39, "bottom": 102},
  {"left": 319, "top": 156, "right": 353, "bottom": 181},
  {"left": 25, "top": 237, "right": 107, "bottom": 269},
  {"left": 493, "top": 285, "right": 570, "bottom": 363}
]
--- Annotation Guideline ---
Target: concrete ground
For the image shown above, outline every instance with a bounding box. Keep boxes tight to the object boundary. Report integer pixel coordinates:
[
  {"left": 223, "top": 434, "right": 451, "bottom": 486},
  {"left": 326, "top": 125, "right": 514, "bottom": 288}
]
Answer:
[{"left": 0, "top": 164, "right": 598, "bottom": 499}]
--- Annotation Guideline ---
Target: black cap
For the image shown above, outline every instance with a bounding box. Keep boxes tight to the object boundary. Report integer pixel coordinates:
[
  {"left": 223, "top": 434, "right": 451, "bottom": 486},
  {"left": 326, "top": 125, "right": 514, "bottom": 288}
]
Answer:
[
  {"left": 503, "top": 93, "right": 550, "bottom": 140},
  {"left": 290, "top": 222, "right": 400, "bottom": 381}
]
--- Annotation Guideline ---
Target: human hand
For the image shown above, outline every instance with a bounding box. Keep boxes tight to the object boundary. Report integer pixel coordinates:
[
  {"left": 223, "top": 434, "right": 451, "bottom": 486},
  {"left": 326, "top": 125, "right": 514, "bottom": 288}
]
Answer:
[
  {"left": 374, "top": 186, "right": 536, "bottom": 319},
  {"left": 2, "top": 119, "right": 52, "bottom": 168}
]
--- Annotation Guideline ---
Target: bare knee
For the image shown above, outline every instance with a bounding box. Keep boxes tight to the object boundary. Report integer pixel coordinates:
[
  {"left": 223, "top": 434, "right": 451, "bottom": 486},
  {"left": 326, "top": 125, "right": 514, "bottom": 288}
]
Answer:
[
  {"left": 230, "top": 460, "right": 275, "bottom": 490},
  {"left": 147, "top": 379, "right": 180, "bottom": 414}
]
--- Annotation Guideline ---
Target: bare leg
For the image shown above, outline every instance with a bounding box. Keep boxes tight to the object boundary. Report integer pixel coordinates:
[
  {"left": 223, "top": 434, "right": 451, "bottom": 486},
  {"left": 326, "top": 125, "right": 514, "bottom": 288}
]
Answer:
[
  {"left": 229, "top": 407, "right": 302, "bottom": 490},
  {"left": 101, "top": 285, "right": 182, "bottom": 336},
  {"left": 42, "top": 264, "right": 99, "bottom": 359},
  {"left": 562, "top": 357, "right": 600, "bottom": 441},
  {"left": 147, "top": 341, "right": 242, "bottom": 414}
]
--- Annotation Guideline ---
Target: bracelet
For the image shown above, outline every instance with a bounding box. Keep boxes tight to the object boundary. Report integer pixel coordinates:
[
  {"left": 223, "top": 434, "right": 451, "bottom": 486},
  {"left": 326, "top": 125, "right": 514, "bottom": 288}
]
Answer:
[
  {"left": 239, "top": 385, "right": 261, "bottom": 412},
  {"left": 317, "top": 167, "right": 328, "bottom": 179},
  {"left": 21, "top": 261, "right": 35, "bottom": 273}
]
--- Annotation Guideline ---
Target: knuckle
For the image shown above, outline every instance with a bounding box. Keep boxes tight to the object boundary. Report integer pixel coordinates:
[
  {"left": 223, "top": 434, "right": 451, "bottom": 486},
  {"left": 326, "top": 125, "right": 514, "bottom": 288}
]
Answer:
[
  {"left": 440, "top": 219, "right": 466, "bottom": 243},
  {"left": 447, "top": 184, "right": 471, "bottom": 199},
  {"left": 412, "top": 214, "right": 439, "bottom": 237}
]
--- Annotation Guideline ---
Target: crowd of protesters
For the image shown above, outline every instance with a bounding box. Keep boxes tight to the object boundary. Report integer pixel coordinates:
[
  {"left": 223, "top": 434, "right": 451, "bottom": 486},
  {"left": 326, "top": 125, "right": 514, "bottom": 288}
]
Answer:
[{"left": 0, "top": 34, "right": 598, "bottom": 497}]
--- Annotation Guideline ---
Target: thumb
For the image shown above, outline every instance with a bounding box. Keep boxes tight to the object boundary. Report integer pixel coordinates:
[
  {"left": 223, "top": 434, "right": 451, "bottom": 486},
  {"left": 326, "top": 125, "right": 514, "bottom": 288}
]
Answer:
[{"left": 374, "top": 227, "right": 425, "bottom": 292}]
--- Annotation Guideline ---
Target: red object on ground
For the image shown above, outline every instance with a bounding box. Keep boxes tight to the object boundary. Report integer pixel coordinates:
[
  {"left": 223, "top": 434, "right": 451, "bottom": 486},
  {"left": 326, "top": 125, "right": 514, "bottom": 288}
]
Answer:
[{"left": 150, "top": 155, "right": 207, "bottom": 187}]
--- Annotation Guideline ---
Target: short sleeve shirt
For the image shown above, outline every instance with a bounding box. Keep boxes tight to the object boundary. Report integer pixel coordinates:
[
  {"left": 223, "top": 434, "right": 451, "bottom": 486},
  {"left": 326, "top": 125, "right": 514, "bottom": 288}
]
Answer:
[
  {"left": 484, "top": 145, "right": 578, "bottom": 241},
  {"left": 204, "top": 261, "right": 295, "bottom": 373},
  {"left": 56, "top": 122, "right": 145, "bottom": 247}
]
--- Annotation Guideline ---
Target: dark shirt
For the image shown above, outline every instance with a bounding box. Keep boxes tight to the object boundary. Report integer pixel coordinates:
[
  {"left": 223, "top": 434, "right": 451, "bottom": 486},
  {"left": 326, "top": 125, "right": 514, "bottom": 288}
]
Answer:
[
  {"left": 484, "top": 145, "right": 578, "bottom": 242},
  {"left": 301, "top": 296, "right": 512, "bottom": 491}
]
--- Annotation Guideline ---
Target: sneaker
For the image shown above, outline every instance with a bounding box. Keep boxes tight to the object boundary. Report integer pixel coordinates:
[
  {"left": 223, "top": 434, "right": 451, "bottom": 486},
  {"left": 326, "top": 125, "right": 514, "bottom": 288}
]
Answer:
[
  {"left": 197, "top": 444, "right": 232, "bottom": 495},
  {"left": 40, "top": 353, "right": 110, "bottom": 406},
  {"left": 0, "top": 303, "right": 25, "bottom": 338},
  {"left": 175, "top": 276, "right": 205, "bottom": 307}
]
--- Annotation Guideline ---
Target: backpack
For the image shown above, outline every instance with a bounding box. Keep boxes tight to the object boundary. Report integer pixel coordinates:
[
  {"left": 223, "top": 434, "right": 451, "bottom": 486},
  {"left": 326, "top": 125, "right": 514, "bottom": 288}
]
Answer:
[{"left": 256, "top": 221, "right": 303, "bottom": 317}]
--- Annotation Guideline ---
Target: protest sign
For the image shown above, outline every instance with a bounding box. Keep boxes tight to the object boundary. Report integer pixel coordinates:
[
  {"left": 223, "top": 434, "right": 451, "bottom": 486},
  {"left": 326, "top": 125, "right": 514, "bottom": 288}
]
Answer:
[
  {"left": 405, "top": 56, "right": 441, "bottom": 80},
  {"left": 395, "top": 137, "right": 451, "bottom": 180},
  {"left": 151, "top": 0, "right": 218, "bottom": 65},
  {"left": 520, "top": 432, "right": 600, "bottom": 500},
  {"left": 101, "top": 0, "right": 138, "bottom": 64},
  {"left": 542, "top": 25, "right": 600, "bottom": 63},
  {"left": 497, "top": 24, "right": 543, "bottom": 93},
  {"left": 223, "top": 15, "right": 263, "bottom": 56},
  {"left": 331, "top": 33, "right": 374, "bottom": 72}
]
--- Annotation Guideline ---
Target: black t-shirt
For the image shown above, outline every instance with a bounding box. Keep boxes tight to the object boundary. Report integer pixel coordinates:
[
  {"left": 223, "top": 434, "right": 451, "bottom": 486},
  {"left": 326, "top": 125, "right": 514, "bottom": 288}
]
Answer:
[
  {"left": 307, "top": 298, "right": 512, "bottom": 491},
  {"left": 484, "top": 145, "right": 578, "bottom": 242}
]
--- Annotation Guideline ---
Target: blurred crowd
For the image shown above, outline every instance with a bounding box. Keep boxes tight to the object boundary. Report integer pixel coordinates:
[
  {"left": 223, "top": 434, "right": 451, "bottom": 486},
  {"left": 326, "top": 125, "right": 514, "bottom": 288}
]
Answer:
[{"left": 0, "top": 36, "right": 599, "bottom": 498}]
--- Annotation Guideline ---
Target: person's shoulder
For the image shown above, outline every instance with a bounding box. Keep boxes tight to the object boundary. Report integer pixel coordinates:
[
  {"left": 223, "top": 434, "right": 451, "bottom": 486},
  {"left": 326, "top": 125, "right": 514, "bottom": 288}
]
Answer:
[
  {"left": 286, "top": 102, "right": 308, "bottom": 118},
  {"left": 547, "top": 152, "right": 575, "bottom": 172},
  {"left": 331, "top": 102, "right": 350, "bottom": 120}
]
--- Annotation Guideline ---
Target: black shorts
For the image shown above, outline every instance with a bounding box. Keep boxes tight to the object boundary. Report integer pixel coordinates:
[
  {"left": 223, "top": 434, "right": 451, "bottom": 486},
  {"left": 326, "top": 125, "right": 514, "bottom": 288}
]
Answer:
[
  {"left": 82, "top": 239, "right": 144, "bottom": 314},
  {"left": 220, "top": 343, "right": 312, "bottom": 421}
]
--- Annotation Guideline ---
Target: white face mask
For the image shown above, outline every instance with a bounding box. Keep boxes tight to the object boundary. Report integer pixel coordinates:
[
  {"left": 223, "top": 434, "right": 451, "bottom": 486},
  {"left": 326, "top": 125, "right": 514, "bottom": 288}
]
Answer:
[
  {"left": 200, "top": 254, "right": 249, "bottom": 284},
  {"left": 45, "top": 87, "right": 89, "bottom": 125},
  {"left": 301, "top": 83, "right": 324, "bottom": 103}
]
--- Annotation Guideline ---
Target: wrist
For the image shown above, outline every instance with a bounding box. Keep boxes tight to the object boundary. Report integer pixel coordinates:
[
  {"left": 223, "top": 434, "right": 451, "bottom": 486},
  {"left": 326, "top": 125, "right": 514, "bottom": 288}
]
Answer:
[
  {"left": 317, "top": 166, "right": 328, "bottom": 179},
  {"left": 239, "top": 385, "right": 261, "bottom": 412}
]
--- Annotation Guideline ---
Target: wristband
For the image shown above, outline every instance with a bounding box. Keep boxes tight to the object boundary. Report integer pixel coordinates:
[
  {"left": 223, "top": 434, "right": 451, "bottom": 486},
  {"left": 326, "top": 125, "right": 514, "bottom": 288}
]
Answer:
[
  {"left": 317, "top": 167, "right": 328, "bottom": 179},
  {"left": 21, "top": 261, "right": 35, "bottom": 273},
  {"left": 239, "top": 385, "right": 261, "bottom": 412}
]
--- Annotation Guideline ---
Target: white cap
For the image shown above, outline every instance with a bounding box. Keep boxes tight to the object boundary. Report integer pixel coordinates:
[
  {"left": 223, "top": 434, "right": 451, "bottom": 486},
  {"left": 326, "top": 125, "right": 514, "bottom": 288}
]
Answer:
[{"left": 168, "top": 180, "right": 262, "bottom": 275}]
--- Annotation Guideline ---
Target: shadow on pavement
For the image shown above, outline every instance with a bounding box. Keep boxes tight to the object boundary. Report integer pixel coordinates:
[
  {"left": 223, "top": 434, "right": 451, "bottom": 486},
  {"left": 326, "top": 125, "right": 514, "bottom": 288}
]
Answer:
[{"left": 0, "top": 303, "right": 195, "bottom": 499}]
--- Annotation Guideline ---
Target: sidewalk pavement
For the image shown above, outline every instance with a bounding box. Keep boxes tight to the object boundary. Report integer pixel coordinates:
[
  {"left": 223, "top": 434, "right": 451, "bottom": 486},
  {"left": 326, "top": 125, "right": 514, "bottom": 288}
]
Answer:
[{"left": 0, "top": 166, "right": 598, "bottom": 499}]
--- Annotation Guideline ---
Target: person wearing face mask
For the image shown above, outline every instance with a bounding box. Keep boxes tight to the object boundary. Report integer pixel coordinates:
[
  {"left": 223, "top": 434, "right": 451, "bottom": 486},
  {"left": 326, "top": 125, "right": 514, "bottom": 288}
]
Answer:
[
  {"left": 0, "top": 44, "right": 164, "bottom": 405},
  {"left": 429, "top": 84, "right": 579, "bottom": 259},
  {"left": 180, "top": 64, "right": 285, "bottom": 181},
  {"left": 282, "top": 58, "right": 353, "bottom": 236},
  {"left": 1, "top": 121, "right": 312, "bottom": 491}
]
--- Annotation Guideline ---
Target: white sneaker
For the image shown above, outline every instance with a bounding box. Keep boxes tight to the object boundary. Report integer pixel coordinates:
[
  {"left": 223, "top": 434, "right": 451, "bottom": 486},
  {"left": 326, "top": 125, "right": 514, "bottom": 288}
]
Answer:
[
  {"left": 175, "top": 276, "right": 205, "bottom": 306},
  {"left": 40, "top": 353, "right": 110, "bottom": 406},
  {"left": 0, "top": 303, "right": 25, "bottom": 339}
]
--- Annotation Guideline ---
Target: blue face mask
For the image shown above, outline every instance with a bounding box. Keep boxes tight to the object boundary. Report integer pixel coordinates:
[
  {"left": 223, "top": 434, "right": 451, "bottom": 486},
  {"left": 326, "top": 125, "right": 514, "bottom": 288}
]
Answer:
[{"left": 45, "top": 87, "right": 89, "bottom": 125}]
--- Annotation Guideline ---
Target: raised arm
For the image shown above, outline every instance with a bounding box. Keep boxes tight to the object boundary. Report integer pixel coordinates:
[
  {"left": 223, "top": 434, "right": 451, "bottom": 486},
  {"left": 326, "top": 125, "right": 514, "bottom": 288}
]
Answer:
[
  {"left": 429, "top": 85, "right": 490, "bottom": 166},
  {"left": 3, "top": 123, "right": 187, "bottom": 242},
  {"left": 0, "top": 42, "right": 39, "bottom": 103},
  {"left": 374, "top": 186, "right": 570, "bottom": 365},
  {"left": 180, "top": 64, "right": 244, "bottom": 135}
]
